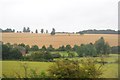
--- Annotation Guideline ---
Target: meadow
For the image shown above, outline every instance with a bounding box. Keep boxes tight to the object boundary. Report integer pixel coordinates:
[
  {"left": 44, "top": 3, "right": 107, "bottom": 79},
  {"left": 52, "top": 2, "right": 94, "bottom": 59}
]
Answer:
[
  {"left": 2, "top": 54, "right": 118, "bottom": 78},
  {"left": 2, "top": 33, "right": 119, "bottom": 48}
]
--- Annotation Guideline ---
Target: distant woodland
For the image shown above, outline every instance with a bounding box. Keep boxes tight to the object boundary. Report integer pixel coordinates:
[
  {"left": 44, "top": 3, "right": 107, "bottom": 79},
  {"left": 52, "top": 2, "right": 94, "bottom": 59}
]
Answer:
[{"left": 0, "top": 28, "right": 119, "bottom": 34}]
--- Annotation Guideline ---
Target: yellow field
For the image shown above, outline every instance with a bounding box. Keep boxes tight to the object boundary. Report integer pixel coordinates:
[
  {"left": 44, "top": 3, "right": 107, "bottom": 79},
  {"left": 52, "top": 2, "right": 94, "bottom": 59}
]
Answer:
[{"left": 2, "top": 33, "right": 119, "bottom": 48}]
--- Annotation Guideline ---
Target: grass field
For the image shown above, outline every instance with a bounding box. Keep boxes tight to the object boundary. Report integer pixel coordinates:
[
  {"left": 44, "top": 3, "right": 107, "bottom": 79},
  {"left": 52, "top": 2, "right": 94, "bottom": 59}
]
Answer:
[
  {"left": 2, "top": 54, "right": 118, "bottom": 78},
  {"left": 2, "top": 61, "right": 53, "bottom": 78},
  {"left": 2, "top": 33, "right": 119, "bottom": 48}
]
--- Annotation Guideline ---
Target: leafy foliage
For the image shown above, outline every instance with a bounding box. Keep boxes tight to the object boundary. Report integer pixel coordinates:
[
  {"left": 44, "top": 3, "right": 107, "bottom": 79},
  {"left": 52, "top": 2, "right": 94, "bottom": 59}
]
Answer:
[
  {"left": 94, "top": 37, "right": 111, "bottom": 55},
  {"left": 31, "top": 45, "right": 39, "bottom": 51},
  {"left": 47, "top": 45, "right": 54, "bottom": 51},
  {"left": 25, "top": 51, "right": 53, "bottom": 61},
  {"left": 2, "top": 43, "right": 22, "bottom": 60},
  {"left": 65, "top": 45, "right": 72, "bottom": 51},
  {"left": 111, "top": 46, "right": 120, "bottom": 54},
  {"left": 76, "top": 43, "right": 97, "bottom": 57},
  {"left": 58, "top": 45, "right": 65, "bottom": 51},
  {"left": 48, "top": 59, "right": 103, "bottom": 78}
]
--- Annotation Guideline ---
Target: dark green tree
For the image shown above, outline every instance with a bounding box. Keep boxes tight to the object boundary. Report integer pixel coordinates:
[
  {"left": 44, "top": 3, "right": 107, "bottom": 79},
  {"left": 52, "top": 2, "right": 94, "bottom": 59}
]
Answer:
[
  {"left": 76, "top": 44, "right": 97, "bottom": 57},
  {"left": 73, "top": 45, "right": 79, "bottom": 51},
  {"left": 18, "top": 43, "right": 26, "bottom": 47},
  {"left": 41, "top": 45, "right": 46, "bottom": 51},
  {"left": 2, "top": 43, "right": 22, "bottom": 60},
  {"left": 94, "top": 37, "right": 111, "bottom": 55},
  {"left": 51, "top": 28, "right": 55, "bottom": 35},
  {"left": 43, "top": 51, "right": 53, "bottom": 60},
  {"left": 25, "top": 45, "right": 30, "bottom": 53},
  {"left": 31, "top": 45, "right": 39, "bottom": 51},
  {"left": 23, "top": 27, "right": 26, "bottom": 32},
  {"left": 58, "top": 45, "right": 65, "bottom": 51},
  {"left": 35, "top": 29, "right": 38, "bottom": 33},
  {"left": 2, "top": 43, "right": 10, "bottom": 59},
  {"left": 65, "top": 45, "right": 72, "bottom": 51},
  {"left": 9, "top": 48, "right": 22, "bottom": 59},
  {"left": 46, "top": 30, "right": 48, "bottom": 33},
  {"left": 104, "top": 42, "right": 111, "bottom": 55},
  {"left": 13, "top": 29, "right": 15, "bottom": 32},
  {"left": 41, "top": 29, "right": 44, "bottom": 34},
  {"left": 47, "top": 45, "right": 54, "bottom": 51},
  {"left": 26, "top": 27, "right": 30, "bottom": 32}
]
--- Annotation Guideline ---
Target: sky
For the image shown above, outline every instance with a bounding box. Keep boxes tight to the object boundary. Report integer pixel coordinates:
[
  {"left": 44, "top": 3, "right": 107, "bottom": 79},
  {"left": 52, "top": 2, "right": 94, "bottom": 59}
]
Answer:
[{"left": 0, "top": 0, "right": 119, "bottom": 32}]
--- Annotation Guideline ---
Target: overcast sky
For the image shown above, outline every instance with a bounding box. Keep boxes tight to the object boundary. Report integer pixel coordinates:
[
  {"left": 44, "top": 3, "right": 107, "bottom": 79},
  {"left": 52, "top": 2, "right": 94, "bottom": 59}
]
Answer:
[{"left": 0, "top": 0, "right": 119, "bottom": 32}]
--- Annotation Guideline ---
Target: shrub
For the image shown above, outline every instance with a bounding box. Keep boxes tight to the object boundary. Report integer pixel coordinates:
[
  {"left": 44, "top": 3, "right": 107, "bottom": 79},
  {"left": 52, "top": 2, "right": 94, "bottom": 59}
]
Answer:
[
  {"left": 24, "top": 51, "right": 53, "bottom": 61},
  {"left": 48, "top": 59, "right": 103, "bottom": 78},
  {"left": 52, "top": 53, "right": 61, "bottom": 58}
]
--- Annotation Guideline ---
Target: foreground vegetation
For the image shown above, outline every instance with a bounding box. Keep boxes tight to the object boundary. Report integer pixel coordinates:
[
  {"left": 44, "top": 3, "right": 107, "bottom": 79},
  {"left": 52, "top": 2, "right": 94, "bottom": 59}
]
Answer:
[{"left": 2, "top": 54, "right": 118, "bottom": 78}]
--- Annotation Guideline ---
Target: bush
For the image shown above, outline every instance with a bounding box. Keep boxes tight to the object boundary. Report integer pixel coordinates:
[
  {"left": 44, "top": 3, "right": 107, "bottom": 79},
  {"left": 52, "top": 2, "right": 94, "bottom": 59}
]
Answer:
[
  {"left": 24, "top": 51, "right": 53, "bottom": 61},
  {"left": 68, "top": 51, "right": 76, "bottom": 58},
  {"left": 48, "top": 59, "right": 103, "bottom": 78},
  {"left": 52, "top": 53, "right": 61, "bottom": 58}
]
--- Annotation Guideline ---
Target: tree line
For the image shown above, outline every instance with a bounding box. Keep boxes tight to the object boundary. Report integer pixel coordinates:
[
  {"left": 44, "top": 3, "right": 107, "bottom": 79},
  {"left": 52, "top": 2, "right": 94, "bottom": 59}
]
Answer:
[
  {"left": 1, "top": 37, "right": 119, "bottom": 61},
  {"left": 1, "top": 28, "right": 120, "bottom": 34},
  {"left": 78, "top": 29, "right": 120, "bottom": 34},
  {"left": 1, "top": 27, "right": 56, "bottom": 35}
]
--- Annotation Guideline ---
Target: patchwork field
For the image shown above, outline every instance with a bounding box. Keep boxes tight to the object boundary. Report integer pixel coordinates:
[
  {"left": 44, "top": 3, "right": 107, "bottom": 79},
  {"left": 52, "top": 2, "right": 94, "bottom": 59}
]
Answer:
[
  {"left": 1, "top": 33, "right": 119, "bottom": 78},
  {"left": 2, "top": 33, "right": 119, "bottom": 48},
  {"left": 2, "top": 54, "right": 118, "bottom": 78}
]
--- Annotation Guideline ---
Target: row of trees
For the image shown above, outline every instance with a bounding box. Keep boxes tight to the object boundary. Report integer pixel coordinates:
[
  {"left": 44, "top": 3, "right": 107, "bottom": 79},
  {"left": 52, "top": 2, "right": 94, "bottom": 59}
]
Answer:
[
  {"left": 2, "top": 37, "right": 119, "bottom": 60},
  {"left": 1, "top": 28, "right": 15, "bottom": 32},
  {"left": 0, "top": 27, "right": 56, "bottom": 35},
  {"left": 78, "top": 29, "right": 119, "bottom": 34},
  {"left": 23, "top": 27, "right": 56, "bottom": 35},
  {"left": 1, "top": 42, "right": 60, "bottom": 60},
  {"left": 76, "top": 37, "right": 111, "bottom": 57}
]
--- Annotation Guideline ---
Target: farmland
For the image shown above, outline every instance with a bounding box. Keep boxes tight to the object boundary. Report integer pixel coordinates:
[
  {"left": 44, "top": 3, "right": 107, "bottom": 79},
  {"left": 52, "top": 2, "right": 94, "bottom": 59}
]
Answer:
[
  {"left": 2, "top": 54, "right": 118, "bottom": 78},
  {"left": 1, "top": 33, "right": 119, "bottom": 78},
  {"left": 2, "top": 33, "right": 119, "bottom": 48}
]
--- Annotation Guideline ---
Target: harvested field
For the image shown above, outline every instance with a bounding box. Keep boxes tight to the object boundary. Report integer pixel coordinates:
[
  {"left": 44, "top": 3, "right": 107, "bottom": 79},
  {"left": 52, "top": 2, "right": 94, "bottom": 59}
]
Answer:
[{"left": 2, "top": 33, "right": 119, "bottom": 48}]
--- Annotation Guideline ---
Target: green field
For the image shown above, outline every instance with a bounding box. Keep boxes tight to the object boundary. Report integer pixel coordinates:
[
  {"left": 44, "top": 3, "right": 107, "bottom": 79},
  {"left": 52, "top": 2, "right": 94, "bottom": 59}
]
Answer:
[
  {"left": 2, "top": 61, "right": 53, "bottom": 78},
  {"left": 2, "top": 54, "right": 118, "bottom": 78}
]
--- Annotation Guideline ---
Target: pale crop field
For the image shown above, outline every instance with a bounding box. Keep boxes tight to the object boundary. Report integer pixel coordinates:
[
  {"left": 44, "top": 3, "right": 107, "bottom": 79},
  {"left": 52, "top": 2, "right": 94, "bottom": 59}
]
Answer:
[{"left": 2, "top": 33, "right": 119, "bottom": 48}]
